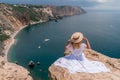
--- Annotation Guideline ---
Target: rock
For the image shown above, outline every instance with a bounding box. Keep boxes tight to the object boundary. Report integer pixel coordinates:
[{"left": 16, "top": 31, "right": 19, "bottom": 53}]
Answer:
[
  {"left": 39, "top": 69, "right": 42, "bottom": 72},
  {"left": 0, "top": 56, "right": 33, "bottom": 80},
  {"left": 49, "top": 49, "right": 120, "bottom": 80},
  {"left": 14, "top": 61, "right": 18, "bottom": 64},
  {"left": 54, "top": 19, "right": 58, "bottom": 22},
  {"left": 28, "top": 60, "right": 35, "bottom": 68},
  {"left": 37, "top": 62, "right": 40, "bottom": 65}
]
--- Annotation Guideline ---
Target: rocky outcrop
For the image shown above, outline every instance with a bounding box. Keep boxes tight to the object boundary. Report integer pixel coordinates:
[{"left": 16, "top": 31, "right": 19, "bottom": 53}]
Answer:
[
  {"left": 0, "top": 56, "right": 33, "bottom": 80},
  {"left": 49, "top": 49, "right": 120, "bottom": 80}
]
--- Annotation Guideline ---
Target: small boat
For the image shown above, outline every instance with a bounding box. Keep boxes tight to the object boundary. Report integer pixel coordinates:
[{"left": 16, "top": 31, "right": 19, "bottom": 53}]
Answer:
[
  {"left": 44, "top": 39, "right": 50, "bottom": 42},
  {"left": 38, "top": 46, "right": 41, "bottom": 48}
]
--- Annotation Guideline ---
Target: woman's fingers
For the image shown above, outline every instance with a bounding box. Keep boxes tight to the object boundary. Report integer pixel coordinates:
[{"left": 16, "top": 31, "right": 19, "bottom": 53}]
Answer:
[{"left": 83, "top": 37, "right": 87, "bottom": 40}]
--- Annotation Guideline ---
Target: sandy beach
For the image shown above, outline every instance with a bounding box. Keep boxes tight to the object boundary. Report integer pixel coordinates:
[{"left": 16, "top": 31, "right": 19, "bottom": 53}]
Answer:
[
  {"left": 3, "top": 25, "right": 27, "bottom": 61},
  {"left": 3, "top": 20, "right": 47, "bottom": 61}
]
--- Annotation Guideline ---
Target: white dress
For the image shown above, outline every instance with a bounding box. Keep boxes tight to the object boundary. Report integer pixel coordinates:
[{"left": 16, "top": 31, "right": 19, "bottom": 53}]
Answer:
[{"left": 54, "top": 43, "right": 110, "bottom": 73}]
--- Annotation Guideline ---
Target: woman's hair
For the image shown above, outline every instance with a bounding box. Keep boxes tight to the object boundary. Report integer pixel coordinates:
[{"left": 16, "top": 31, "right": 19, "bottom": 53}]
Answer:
[
  {"left": 71, "top": 41, "right": 82, "bottom": 50},
  {"left": 65, "top": 39, "right": 82, "bottom": 50}
]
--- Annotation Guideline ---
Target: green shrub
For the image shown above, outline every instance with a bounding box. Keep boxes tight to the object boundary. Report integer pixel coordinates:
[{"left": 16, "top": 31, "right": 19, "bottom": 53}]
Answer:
[
  {"left": 0, "top": 34, "right": 9, "bottom": 42},
  {"left": 29, "top": 11, "right": 39, "bottom": 21},
  {"left": 12, "top": 6, "right": 28, "bottom": 13}
]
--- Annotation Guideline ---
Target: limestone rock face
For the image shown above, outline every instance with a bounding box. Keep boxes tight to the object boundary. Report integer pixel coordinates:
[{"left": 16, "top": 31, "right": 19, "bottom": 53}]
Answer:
[
  {"left": 0, "top": 3, "right": 85, "bottom": 32},
  {"left": 0, "top": 56, "right": 33, "bottom": 80},
  {"left": 50, "top": 5, "right": 85, "bottom": 17},
  {"left": 49, "top": 49, "right": 120, "bottom": 80}
]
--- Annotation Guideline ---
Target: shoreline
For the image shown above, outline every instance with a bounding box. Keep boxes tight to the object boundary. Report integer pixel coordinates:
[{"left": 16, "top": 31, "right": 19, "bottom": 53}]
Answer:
[
  {"left": 4, "top": 25, "right": 27, "bottom": 61},
  {"left": 3, "top": 20, "right": 47, "bottom": 61}
]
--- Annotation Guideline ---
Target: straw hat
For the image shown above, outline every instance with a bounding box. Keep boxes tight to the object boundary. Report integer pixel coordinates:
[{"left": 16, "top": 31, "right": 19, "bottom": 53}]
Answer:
[{"left": 71, "top": 32, "right": 83, "bottom": 43}]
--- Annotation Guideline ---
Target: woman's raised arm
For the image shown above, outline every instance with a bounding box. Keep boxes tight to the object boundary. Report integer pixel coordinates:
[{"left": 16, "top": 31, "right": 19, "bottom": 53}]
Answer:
[
  {"left": 83, "top": 37, "right": 91, "bottom": 49},
  {"left": 64, "top": 39, "right": 71, "bottom": 56}
]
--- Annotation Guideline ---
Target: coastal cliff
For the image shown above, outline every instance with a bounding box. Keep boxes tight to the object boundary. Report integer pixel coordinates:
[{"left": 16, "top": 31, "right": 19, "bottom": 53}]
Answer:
[
  {"left": 49, "top": 49, "right": 120, "bottom": 80},
  {"left": 0, "top": 3, "right": 85, "bottom": 54},
  {"left": 0, "top": 3, "right": 85, "bottom": 80},
  {"left": 0, "top": 3, "right": 85, "bottom": 32}
]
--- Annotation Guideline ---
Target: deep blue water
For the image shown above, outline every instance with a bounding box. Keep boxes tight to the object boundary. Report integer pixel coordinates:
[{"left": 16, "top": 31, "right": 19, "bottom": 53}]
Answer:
[{"left": 8, "top": 10, "right": 120, "bottom": 80}]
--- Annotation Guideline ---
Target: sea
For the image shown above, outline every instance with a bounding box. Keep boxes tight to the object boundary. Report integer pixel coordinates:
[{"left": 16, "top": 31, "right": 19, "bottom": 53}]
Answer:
[{"left": 8, "top": 10, "right": 120, "bottom": 80}]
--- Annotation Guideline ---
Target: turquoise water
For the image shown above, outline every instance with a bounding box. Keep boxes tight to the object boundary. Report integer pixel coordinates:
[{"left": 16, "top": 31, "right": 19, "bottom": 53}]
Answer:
[{"left": 8, "top": 10, "right": 120, "bottom": 80}]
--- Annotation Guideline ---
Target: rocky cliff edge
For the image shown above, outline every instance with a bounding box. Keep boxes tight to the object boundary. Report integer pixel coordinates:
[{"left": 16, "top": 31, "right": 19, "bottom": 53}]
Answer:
[
  {"left": 0, "top": 56, "right": 32, "bottom": 80},
  {"left": 49, "top": 49, "right": 120, "bottom": 80}
]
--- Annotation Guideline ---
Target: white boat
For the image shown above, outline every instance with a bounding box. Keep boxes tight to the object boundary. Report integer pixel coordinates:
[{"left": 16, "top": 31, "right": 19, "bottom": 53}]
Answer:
[
  {"left": 38, "top": 46, "right": 41, "bottom": 48},
  {"left": 44, "top": 39, "right": 50, "bottom": 42}
]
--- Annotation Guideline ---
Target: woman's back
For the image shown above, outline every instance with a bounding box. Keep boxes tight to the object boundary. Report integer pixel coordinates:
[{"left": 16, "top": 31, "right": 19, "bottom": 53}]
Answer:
[{"left": 66, "top": 43, "right": 88, "bottom": 61}]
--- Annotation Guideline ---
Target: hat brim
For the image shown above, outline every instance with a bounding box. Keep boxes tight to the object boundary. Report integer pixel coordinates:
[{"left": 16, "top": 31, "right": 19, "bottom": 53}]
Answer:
[{"left": 71, "top": 32, "right": 83, "bottom": 43}]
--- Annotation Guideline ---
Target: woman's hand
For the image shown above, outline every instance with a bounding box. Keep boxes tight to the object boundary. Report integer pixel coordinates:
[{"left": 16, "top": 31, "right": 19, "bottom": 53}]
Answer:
[
  {"left": 83, "top": 36, "right": 91, "bottom": 49},
  {"left": 83, "top": 37, "right": 88, "bottom": 41}
]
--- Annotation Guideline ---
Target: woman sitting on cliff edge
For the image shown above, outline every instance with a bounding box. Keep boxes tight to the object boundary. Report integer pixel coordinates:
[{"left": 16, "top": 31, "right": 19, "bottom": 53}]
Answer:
[{"left": 54, "top": 32, "right": 110, "bottom": 73}]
